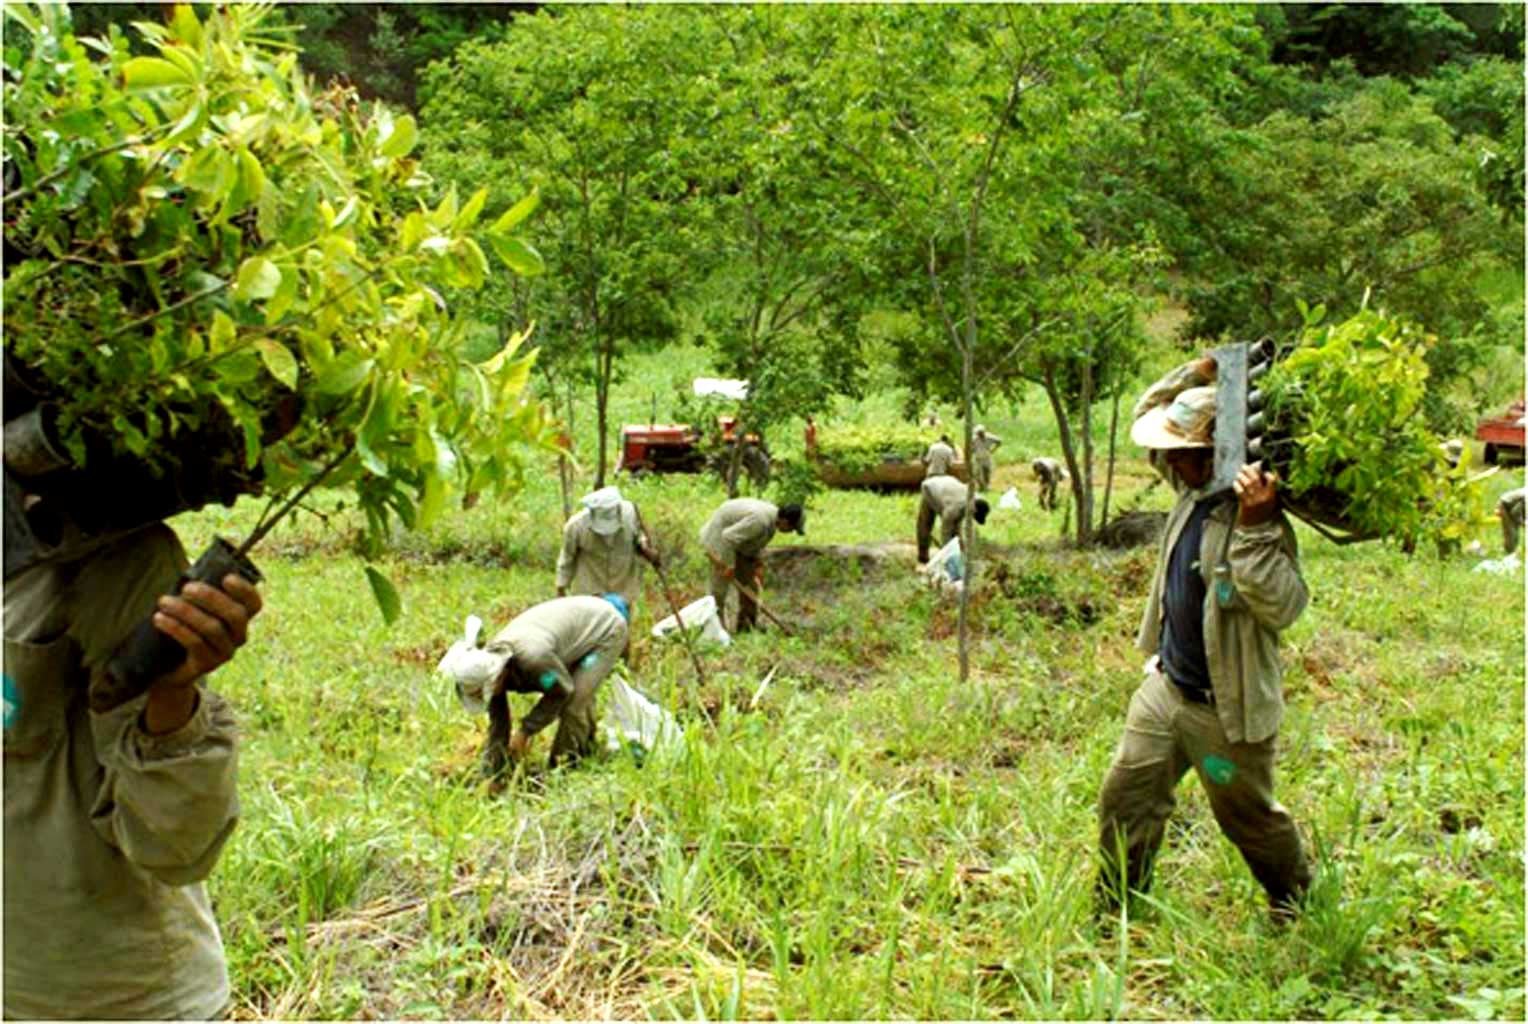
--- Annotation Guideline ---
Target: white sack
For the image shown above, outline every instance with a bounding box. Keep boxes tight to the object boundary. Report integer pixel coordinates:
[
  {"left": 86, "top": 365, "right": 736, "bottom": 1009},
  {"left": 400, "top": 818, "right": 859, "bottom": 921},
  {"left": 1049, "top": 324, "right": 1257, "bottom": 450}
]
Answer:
[
  {"left": 603, "top": 674, "right": 685, "bottom": 758},
  {"left": 651, "top": 594, "right": 731, "bottom": 646},
  {"left": 998, "top": 487, "right": 1022, "bottom": 511}
]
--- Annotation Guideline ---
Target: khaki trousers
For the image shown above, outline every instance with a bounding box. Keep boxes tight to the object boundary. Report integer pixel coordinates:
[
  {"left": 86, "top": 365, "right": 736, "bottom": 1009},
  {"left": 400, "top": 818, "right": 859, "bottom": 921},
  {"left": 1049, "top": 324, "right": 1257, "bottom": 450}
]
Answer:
[
  {"left": 709, "top": 552, "right": 761, "bottom": 633},
  {"left": 973, "top": 455, "right": 993, "bottom": 492},
  {"left": 1097, "top": 670, "right": 1311, "bottom": 911}
]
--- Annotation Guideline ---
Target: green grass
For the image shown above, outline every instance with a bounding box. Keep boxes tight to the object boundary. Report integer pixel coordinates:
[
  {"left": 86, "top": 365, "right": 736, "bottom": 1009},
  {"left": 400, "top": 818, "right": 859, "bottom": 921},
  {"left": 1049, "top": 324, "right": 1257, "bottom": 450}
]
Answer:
[{"left": 177, "top": 345, "right": 1524, "bottom": 1020}]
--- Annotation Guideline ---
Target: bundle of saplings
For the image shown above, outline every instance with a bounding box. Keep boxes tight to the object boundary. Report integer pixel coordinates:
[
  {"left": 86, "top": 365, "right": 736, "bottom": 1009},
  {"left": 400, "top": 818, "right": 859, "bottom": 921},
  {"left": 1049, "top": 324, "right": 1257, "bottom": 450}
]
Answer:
[
  {"left": 812, "top": 423, "right": 936, "bottom": 474},
  {"left": 1258, "top": 303, "right": 1489, "bottom": 546},
  {"left": 2, "top": 4, "right": 547, "bottom": 630}
]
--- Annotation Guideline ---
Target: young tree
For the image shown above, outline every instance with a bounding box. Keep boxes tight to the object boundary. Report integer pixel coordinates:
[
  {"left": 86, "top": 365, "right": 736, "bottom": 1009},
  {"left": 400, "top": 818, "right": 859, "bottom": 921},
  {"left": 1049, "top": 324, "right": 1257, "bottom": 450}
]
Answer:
[
  {"left": 419, "top": 7, "right": 708, "bottom": 488},
  {"left": 688, "top": 7, "right": 869, "bottom": 497}
]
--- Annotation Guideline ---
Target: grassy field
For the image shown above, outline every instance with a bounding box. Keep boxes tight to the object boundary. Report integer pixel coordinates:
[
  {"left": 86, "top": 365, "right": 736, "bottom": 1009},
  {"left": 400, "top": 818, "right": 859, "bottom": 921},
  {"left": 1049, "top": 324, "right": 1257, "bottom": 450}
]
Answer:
[{"left": 175, "top": 344, "right": 1525, "bottom": 1020}]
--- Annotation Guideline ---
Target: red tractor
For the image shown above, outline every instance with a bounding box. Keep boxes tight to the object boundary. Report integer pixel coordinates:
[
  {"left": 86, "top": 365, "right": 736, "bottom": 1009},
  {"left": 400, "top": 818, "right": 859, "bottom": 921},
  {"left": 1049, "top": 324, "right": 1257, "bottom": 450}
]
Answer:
[
  {"left": 616, "top": 416, "right": 770, "bottom": 486},
  {"left": 1476, "top": 397, "right": 1525, "bottom": 465}
]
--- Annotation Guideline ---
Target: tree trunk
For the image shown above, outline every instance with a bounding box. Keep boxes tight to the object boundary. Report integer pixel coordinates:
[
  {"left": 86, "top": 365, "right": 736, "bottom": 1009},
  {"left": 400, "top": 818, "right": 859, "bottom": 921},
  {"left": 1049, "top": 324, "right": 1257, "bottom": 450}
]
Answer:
[
  {"left": 558, "top": 378, "right": 576, "bottom": 519},
  {"left": 1100, "top": 387, "right": 1122, "bottom": 529},
  {"left": 1041, "top": 364, "right": 1083, "bottom": 546},
  {"left": 593, "top": 339, "right": 612, "bottom": 490},
  {"left": 1079, "top": 357, "right": 1095, "bottom": 544},
  {"left": 957, "top": 342, "right": 974, "bottom": 685}
]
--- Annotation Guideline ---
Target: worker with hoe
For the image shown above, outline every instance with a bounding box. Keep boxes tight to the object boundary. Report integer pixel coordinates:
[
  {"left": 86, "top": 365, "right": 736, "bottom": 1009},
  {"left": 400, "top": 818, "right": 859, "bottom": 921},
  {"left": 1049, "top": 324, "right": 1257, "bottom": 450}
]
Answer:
[
  {"left": 971, "top": 424, "right": 1003, "bottom": 491},
  {"left": 556, "top": 485, "right": 659, "bottom": 611},
  {"left": 1095, "top": 361, "right": 1313, "bottom": 925},
  {"left": 923, "top": 433, "right": 957, "bottom": 478},
  {"left": 699, "top": 497, "right": 805, "bottom": 633},
  {"left": 1031, "top": 455, "right": 1068, "bottom": 511},
  {"left": 916, "top": 474, "right": 991, "bottom": 564},
  {"left": 448, "top": 594, "right": 631, "bottom": 781}
]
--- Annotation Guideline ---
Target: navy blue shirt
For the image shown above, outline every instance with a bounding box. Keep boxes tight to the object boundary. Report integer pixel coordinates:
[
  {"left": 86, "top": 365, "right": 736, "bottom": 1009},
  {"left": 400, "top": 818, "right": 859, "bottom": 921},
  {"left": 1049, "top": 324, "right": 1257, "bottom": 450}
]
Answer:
[{"left": 1159, "top": 497, "right": 1216, "bottom": 693}]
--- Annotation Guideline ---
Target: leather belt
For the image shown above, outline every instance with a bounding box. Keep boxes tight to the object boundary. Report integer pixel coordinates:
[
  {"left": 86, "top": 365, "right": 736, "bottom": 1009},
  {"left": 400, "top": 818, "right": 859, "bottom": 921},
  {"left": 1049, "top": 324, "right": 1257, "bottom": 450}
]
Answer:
[{"left": 1171, "top": 678, "right": 1217, "bottom": 707}]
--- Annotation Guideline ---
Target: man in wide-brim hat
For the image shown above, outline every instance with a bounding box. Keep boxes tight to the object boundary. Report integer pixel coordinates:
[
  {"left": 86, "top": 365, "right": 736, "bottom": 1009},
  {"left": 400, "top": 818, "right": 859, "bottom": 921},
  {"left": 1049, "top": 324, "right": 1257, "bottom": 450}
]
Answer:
[{"left": 1096, "top": 367, "right": 1314, "bottom": 925}]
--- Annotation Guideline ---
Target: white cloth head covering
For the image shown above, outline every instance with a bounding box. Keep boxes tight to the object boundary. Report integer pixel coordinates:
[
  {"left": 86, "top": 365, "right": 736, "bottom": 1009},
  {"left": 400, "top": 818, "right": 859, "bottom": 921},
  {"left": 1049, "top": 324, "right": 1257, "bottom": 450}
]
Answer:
[
  {"left": 581, "top": 486, "right": 625, "bottom": 535},
  {"left": 1130, "top": 385, "right": 1216, "bottom": 450},
  {"left": 436, "top": 614, "right": 511, "bottom": 714}
]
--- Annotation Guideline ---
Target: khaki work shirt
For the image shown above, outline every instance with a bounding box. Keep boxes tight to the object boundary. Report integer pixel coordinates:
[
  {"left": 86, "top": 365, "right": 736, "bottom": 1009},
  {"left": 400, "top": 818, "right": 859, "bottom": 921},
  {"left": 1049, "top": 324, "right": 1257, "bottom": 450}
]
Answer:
[
  {"left": 485, "top": 596, "right": 628, "bottom": 737},
  {"left": 3, "top": 524, "right": 238, "bottom": 1021},
  {"left": 923, "top": 441, "right": 956, "bottom": 478},
  {"left": 972, "top": 432, "right": 1001, "bottom": 467},
  {"left": 555, "top": 502, "right": 646, "bottom": 607},
  {"left": 699, "top": 498, "right": 779, "bottom": 563},
  {"left": 921, "top": 475, "right": 976, "bottom": 539},
  {"left": 1136, "top": 465, "right": 1309, "bottom": 745}
]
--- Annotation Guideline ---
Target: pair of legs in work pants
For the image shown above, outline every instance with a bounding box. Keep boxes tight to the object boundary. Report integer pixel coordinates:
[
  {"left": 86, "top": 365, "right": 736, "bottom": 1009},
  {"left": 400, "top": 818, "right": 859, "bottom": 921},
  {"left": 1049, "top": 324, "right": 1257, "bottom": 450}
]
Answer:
[
  {"left": 973, "top": 457, "right": 992, "bottom": 492},
  {"left": 483, "top": 630, "right": 627, "bottom": 774},
  {"left": 709, "top": 551, "right": 761, "bottom": 633},
  {"left": 1097, "top": 670, "right": 1312, "bottom": 915},
  {"left": 915, "top": 500, "right": 960, "bottom": 564}
]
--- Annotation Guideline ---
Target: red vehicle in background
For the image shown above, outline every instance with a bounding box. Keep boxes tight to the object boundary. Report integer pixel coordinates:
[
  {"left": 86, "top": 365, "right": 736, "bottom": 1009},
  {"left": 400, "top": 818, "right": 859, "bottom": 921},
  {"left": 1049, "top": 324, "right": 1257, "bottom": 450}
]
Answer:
[
  {"left": 616, "top": 416, "right": 770, "bottom": 486},
  {"left": 1476, "top": 397, "right": 1525, "bottom": 464}
]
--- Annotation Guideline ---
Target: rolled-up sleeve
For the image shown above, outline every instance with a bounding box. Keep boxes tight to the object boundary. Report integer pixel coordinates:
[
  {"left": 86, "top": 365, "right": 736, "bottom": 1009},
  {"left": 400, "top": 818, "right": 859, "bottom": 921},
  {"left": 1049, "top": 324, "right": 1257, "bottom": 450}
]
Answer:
[
  {"left": 1228, "top": 521, "right": 1308, "bottom": 631},
  {"left": 555, "top": 518, "right": 582, "bottom": 590},
  {"left": 516, "top": 654, "right": 575, "bottom": 737},
  {"left": 89, "top": 687, "right": 240, "bottom": 886}
]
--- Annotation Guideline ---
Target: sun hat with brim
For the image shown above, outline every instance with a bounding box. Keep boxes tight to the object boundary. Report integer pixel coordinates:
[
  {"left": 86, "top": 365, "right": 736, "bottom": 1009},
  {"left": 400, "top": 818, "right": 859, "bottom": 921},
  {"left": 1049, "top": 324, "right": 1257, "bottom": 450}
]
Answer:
[
  {"left": 1130, "top": 385, "right": 1216, "bottom": 450},
  {"left": 581, "top": 486, "right": 625, "bottom": 535}
]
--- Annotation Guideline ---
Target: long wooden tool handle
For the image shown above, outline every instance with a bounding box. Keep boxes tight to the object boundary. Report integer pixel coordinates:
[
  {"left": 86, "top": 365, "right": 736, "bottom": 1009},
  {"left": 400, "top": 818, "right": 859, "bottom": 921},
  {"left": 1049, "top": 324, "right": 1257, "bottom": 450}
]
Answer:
[
  {"left": 730, "top": 577, "right": 797, "bottom": 637},
  {"left": 651, "top": 555, "right": 709, "bottom": 687}
]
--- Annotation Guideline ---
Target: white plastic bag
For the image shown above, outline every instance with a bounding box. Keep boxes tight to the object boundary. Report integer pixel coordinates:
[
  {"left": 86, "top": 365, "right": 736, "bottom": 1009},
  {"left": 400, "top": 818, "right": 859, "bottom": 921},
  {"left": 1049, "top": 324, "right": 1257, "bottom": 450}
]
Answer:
[
  {"left": 998, "top": 487, "right": 1022, "bottom": 511},
  {"left": 651, "top": 594, "right": 731, "bottom": 646},
  {"left": 1473, "top": 552, "right": 1521, "bottom": 576},
  {"left": 603, "top": 674, "right": 685, "bottom": 758},
  {"left": 435, "top": 614, "right": 510, "bottom": 714},
  {"left": 923, "top": 536, "right": 964, "bottom": 584}
]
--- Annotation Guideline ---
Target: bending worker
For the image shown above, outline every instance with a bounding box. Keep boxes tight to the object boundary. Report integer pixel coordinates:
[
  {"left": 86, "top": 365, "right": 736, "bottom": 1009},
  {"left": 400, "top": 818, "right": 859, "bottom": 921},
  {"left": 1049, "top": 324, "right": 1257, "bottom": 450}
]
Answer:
[
  {"left": 1032, "top": 456, "right": 1068, "bottom": 511},
  {"left": 917, "top": 474, "right": 990, "bottom": 564},
  {"left": 450, "top": 594, "right": 630, "bottom": 779},
  {"left": 556, "top": 485, "right": 658, "bottom": 611},
  {"left": 1096, "top": 364, "right": 1313, "bottom": 924},
  {"left": 923, "top": 434, "right": 956, "bottom": 478},
  {"left": 699, "top": 498, "right": 805, "bottom": 633},
  {"left": 971, "top": 424, "right": 1003, "bottom": 491}
]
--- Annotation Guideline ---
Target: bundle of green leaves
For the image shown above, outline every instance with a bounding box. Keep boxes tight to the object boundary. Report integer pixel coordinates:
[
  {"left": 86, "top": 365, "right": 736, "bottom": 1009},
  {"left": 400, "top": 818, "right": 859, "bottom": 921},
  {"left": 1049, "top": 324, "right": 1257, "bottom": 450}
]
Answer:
[
  {"left": 2, "top": 4, "right": 550, "bottom": 612},
  {"left": 1260, "top": 301, "right": 1490, "bottom": 545},
  {"left": 812, "top": 423, "right": 939, "bottom": 475}
]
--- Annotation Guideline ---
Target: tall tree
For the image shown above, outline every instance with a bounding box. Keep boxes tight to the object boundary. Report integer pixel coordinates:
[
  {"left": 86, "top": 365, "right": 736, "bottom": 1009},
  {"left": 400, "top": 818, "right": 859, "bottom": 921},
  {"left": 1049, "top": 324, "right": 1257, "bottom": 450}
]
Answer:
[
  {"left": 419, "top": 7, "right": 706, "bottom": 487},
  {"left": 689, "top": 8, "right": 869, "bottom": 497}
]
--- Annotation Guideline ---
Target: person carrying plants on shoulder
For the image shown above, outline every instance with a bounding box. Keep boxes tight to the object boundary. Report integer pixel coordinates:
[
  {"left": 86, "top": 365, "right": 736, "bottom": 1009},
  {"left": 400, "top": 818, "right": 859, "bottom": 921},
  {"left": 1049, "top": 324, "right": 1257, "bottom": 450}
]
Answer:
[
  {"left": 3, "top": 364, "right": 269, "bottom": 1020},
  {"left": 556, "top": 485, "right": 659, "bottom": 612},
  {"left": 699, "top": 498, "right": 804, "bottom": 634},
  {"left": 916, "top": 474, "right": 990, "bottom": 564},
  {"left": 923, "top": 434, "right": 957, "bottom": 479},
  {"left": 1031, "top": 455, "right": 1068, "bottom": 511},
  {"left": 1096, "top": 361, "right": 1313, "bottom": 925},
  {"left": 971, "top": 424, "right": 1003, "bottom": 491},
  {"left": 449, "top": 594, "right": 631, "bottom": 782}
]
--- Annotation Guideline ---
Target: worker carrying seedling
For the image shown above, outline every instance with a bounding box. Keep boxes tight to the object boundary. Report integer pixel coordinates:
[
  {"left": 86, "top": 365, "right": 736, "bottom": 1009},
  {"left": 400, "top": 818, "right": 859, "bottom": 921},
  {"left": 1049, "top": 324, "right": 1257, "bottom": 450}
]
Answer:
[
  {"left": 923, "top": 434, "right": 957, "bottom": 478},
  {"left": 1499, "top": 486, "right": 1525, "bottom": 554},
  {"left": 917, "top": 474, "right": 990, "bottom": 564},
  {"left": 699, "top": 498, "right": 804, "bottom": 634},
  {"left": 556, "top": 485, "right": 658, "bottom": 611},
  {"left": 445, "top": 594, "right": 630, "bottom": 780},
  {"left": 1031, "top": 456, "right": 1068, "bottom": 511},
  {"left": 971, "top": 425, "right": 1002, "bottom": 491},
  {"left": 1095, "top": 363, "right": 1313, "bottom": 925}
]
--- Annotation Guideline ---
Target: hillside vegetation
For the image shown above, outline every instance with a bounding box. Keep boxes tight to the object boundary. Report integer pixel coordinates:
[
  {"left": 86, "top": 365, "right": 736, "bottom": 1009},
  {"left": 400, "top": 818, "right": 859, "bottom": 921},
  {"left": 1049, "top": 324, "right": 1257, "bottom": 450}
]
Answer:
[{"left": 178, "top": 347, "right": 1525, "bottom": 1020}]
